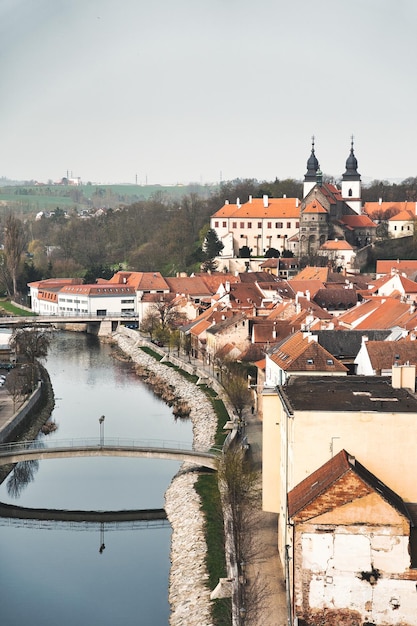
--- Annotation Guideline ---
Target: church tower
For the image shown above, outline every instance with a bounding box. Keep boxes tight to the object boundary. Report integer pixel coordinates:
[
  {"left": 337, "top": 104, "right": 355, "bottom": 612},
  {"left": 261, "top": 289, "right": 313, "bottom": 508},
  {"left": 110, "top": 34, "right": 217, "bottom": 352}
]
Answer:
[
  {"left": 303, "top": 137, "right": 321, "bottom": 198},
  {"left": 341, "top": 137, "right": 362, "bottom": 214}
]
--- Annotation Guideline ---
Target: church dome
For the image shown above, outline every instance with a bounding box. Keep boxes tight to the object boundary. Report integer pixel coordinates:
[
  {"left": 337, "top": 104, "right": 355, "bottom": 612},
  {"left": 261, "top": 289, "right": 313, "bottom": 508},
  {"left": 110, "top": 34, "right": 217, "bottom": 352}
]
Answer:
[{"left": 343, "top": 139, "right": 360, "bottom": 180}]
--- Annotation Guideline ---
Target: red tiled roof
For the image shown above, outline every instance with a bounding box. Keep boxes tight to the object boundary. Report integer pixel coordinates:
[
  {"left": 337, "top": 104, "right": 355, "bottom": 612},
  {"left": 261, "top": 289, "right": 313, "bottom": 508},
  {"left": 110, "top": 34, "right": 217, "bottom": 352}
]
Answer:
[
  {"left": 376, "top": 260, "right": 417, "bottom": 278},
  {"left": 269, "top": 332, "right": 347, "bottom": 372},
  {"left": 320, "top": 239, "right": 353, "bottom": 251},
  {"left": 303, "top": 200, "right": 327, "bottom": 214},
  {"left": 366, "top": 340, "right": 417, "bottom": 370},
  {"left": 212, "top": 197, "right": 300, "bottom": 219},
  {"left": 340, "top": 214, "right": 377, "bottom": 228}
]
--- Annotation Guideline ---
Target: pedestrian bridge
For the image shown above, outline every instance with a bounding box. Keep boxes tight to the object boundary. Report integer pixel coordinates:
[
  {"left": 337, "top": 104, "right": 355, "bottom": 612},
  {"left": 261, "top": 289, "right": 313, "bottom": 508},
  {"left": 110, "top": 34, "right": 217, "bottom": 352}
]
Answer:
[{"left": 0, "top": 438, "right": 221, "bottom": 470}]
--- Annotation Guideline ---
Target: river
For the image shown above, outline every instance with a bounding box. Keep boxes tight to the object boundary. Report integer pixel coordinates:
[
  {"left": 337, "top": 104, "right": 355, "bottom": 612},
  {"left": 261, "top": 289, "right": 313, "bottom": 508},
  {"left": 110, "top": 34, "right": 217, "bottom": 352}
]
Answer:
[{"left": 0, "top": 331, "right": 193, "bottom": 626}]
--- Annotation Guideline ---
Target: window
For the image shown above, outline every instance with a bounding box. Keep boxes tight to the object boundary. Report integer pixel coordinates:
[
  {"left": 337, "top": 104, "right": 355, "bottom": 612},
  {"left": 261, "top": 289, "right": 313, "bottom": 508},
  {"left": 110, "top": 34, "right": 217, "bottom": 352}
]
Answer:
[
  {"left": 287, "top": 222, "right": 291, "bottom": 229},
  {"left": 240, "top": 222, "right": 244, "bottom": 228},
  {"left": 247, "top": 222, "right": 252, "bottom": 228},
  {"left": 258, "top": 222, "right": 262, "bottom": 228},
  {"left": 307, "top": 358, "right": 314, "bottom": 365},
  {"left": 267, "top": 222, "right": 272, "bottom": 229},
  {"left": 232, "top": 222, "right": 237, "bottom": 228},
  {"left": 275, "top": 222, "right": 283, "bottom": 228},
  {"left": 296, "top": 222, "right": 299, "bottom": 227},
  {"left": 222, "top": 221, "right": 227, "bottom": 227},
  {"left": 214, "top": 221, "right": 219, "bottom": 227},
  {"left": 326, "top": 359, "right": 334, "bottom": 366}
]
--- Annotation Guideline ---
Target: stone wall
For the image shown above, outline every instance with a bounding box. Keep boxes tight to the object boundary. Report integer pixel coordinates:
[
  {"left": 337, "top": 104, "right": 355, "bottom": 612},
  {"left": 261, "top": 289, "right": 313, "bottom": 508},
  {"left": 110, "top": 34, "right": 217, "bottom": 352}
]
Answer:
[{"left": 112, "top": 328, "right": 218, "bottom": 625}]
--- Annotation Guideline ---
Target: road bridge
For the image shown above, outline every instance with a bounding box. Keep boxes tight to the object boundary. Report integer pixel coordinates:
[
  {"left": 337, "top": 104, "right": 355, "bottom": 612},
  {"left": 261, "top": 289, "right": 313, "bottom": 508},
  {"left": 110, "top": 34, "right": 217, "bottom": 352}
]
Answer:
[
  {"left": 0, "top": 314, "right": 139, "bottom": 326},
  {"left": 0, "top": 438, "right": 220, "bottom": 470}
]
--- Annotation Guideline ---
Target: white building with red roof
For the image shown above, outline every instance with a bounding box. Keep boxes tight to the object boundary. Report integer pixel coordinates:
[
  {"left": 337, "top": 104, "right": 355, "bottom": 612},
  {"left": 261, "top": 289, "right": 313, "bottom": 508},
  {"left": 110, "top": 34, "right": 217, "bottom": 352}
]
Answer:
[{"left": 210, "top": 195, "right": 301, "bottom": 258}]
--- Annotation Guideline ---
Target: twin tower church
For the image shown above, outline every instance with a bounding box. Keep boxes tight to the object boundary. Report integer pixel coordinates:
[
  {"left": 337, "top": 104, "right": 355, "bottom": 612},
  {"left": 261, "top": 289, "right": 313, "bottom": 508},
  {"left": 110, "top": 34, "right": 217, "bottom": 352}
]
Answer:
[
  {"left": 211, "top": 139, "right": 376, "bottom": 261},
  {"left": 299, "top": 138, "right": 374, "bottom": 258}
]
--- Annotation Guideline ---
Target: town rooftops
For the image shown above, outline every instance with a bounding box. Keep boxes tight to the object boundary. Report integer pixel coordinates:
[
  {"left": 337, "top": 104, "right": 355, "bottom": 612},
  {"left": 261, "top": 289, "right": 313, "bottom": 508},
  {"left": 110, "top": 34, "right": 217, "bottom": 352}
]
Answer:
[{"left": 280, "top": 375, "right": 417, "bottom": 413}]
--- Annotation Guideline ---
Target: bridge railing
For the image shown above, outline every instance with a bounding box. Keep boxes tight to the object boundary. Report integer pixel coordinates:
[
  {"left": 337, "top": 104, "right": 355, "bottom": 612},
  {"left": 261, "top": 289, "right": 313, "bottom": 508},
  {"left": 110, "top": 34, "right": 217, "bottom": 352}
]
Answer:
[{"left": 0, "top": 438, "right": 222, "bottom": 455}]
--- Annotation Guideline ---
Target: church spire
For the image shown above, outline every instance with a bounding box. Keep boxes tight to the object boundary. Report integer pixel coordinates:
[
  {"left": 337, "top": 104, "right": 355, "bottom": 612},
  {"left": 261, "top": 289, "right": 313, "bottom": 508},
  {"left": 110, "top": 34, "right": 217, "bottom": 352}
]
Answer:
[
  {"left": 343, "top": 135, "right": 360, "bottom": 180},
  {"left": 341, "top": 135, "right": 362, "bottom": 214},
  {"left": 303, "top": 136, "right": 320, "bottom": 197}
]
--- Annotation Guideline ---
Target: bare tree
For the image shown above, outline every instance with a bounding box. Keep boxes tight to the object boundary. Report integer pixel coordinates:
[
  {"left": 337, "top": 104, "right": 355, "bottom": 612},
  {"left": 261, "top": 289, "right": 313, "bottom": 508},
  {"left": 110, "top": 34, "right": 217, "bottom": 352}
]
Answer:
[
  {"left": 3, "top": 213, "right": 27, "bottom": 298},
  {"left": 140, "top": 308, "right": 161, "bottom": 339},
  {"left": 223, "top": 373, "right": 252, "bottom": 419}
]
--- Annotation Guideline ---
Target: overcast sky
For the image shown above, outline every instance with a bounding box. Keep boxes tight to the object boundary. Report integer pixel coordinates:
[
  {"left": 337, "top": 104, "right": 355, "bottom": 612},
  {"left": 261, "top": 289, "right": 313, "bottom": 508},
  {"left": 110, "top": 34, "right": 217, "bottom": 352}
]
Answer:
[{"left": 1, "top": 0, "right": 417, "bottom": 185}]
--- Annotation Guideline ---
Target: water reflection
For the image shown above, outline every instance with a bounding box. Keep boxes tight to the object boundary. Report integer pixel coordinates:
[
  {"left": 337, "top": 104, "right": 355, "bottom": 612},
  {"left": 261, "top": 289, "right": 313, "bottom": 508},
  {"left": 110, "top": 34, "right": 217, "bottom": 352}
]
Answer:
[{"left": 6, "top": 459, "right": 39, "bottom": 497}]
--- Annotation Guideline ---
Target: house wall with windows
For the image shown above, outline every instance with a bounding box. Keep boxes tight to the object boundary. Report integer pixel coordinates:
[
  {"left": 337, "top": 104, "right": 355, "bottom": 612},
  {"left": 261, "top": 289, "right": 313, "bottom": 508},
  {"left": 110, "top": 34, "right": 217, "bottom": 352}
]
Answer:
[{"left": 210, "top": 196, "right": 301, "bottom": 258}]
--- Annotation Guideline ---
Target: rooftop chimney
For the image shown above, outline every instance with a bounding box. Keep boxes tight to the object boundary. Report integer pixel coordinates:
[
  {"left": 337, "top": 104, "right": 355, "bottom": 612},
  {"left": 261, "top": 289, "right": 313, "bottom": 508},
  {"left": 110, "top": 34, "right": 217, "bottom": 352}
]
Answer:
[
  {"left": 249, "top": 195, "right": 252, "bottom": 203},
  {"left": 263, "top": 194, "right": 268, "bottom": 208},
  {"left": 237, "top": 197, "right": 241, "bottom": 208}
]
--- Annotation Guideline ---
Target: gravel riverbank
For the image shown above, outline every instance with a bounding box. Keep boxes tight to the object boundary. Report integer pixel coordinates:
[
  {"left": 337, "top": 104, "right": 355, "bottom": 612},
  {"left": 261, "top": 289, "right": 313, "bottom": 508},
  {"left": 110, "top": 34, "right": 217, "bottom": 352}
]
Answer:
[{"left": 112, "top": 328, "right": 218, "bottom": 626}]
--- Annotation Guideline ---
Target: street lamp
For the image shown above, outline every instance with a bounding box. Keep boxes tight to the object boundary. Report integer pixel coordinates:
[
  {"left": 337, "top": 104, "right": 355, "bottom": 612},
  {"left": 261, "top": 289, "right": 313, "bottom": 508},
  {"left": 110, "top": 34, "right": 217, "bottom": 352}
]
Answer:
[{"left": 99, "top": 415, "right": 105, "bottom": 446}]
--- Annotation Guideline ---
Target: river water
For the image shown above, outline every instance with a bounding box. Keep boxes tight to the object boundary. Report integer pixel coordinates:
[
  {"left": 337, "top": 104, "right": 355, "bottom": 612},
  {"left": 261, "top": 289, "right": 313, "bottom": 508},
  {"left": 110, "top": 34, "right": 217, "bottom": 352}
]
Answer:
[{"left": 0, "top": 331, "right": 193, "bottom": 626}]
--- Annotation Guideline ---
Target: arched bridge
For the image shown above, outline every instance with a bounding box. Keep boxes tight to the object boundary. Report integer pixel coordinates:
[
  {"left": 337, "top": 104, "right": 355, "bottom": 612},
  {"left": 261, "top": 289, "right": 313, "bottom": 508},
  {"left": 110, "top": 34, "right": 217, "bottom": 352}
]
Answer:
[{"left": 0, "top": 438, "right": 221, "bottom": 470}]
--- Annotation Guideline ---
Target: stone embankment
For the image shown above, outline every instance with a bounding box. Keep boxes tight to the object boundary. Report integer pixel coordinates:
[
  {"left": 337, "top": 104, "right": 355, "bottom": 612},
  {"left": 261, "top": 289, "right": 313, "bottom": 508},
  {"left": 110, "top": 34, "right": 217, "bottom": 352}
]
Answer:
[{"left": 112, "top": 328, "right": 218, "bottom": 626}]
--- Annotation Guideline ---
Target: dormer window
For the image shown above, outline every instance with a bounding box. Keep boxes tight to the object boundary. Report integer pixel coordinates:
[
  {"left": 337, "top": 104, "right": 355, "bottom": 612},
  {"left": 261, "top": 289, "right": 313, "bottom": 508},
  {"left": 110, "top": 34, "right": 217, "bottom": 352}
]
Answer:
[
  {"left": 307, "top": 358, "right": 314, "bottom": 365},
  {"left": 326, "top": 359, "right": 334, "bottom": 366}
]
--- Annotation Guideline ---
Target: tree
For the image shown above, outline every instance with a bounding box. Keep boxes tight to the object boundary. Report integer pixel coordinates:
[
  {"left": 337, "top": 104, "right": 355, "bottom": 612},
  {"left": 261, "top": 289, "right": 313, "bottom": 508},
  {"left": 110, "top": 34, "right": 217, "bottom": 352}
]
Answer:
[
  {"left": 140, "top": 308, "right": 160, "bottom": 339},
  {"left": 149, "top": 299, "right": 188, "bottom": 330},
  {"left": 3, "top": 214, "right": 27, "bottom": 298},
  {"left": 203, "top": 227, "right": 224, "bottom": 258},
  {"left": 264, "top": 248, "right": 280, "bottom": 258},
  {"left": 222, "top": 373, "right": 252, "bottom": 419},
  {"left": 10, "top": 324, "right": 51, "bottom": 389}
]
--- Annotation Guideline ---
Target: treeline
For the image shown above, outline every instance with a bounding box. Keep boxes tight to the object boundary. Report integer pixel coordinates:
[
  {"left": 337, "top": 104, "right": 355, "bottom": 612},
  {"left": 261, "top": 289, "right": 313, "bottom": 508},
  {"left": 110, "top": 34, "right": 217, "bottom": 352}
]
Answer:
[{"left": 2, "top": 176, "right": 417, "bottom": 298}]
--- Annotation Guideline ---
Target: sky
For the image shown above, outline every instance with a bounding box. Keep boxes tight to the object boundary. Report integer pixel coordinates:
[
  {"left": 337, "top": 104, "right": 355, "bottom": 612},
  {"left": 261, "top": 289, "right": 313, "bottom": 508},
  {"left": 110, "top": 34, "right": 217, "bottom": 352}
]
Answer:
[{"left": 1, "top": 0, "right": 417, "bottom": 186}]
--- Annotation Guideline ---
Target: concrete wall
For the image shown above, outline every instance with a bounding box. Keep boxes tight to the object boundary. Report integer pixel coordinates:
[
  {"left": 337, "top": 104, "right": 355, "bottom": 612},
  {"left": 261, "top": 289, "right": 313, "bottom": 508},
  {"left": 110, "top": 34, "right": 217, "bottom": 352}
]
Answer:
[{"left": 0, "top": 384, "right": 42, "bottom": 444}]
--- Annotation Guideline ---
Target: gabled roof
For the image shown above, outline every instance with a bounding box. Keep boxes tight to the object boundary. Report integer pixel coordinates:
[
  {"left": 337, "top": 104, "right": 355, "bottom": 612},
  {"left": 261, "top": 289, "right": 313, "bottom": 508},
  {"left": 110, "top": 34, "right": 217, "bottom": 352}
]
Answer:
[
  {"left": 389, "top": 209, "right": 415, "bottom": 221},
  {"left": 287, "top": 279, "right": 325, "bottom": 298},
  {"left": 339, "top": 214, "right": 377, "bottom": 228},
  {"left": 354, "top": 298, "right": 417, "bottom": 330},
  {"left": 365, "top": 340, "right": 417, "bottom": 370},
  {"left": 314, "top": 329, "right": 391, "bottom": 359},
  {"left": 319, "top": 239, "right": 354, "bottom": 251},
  {"left": 313, "top": 287, "right": 357, "bottom": 310},
  {"left": 109, "top": 271, "right": 169, "bottom": 291},
  {"left": 364, "top": 201, "right": 414, "bottom": 218},
  {"left": 292, "top": 266, "right": 330, "bottom": 282},
  {"left": 303, "top": 200, "right": 327, "bottom": 214},
  {"left": 195, "top": 272, "right": 240, "bottom": 293},
  {"left": 376, "top": 259, "right": 417, "bottom": 278},
  {"left": 268, "top": 332, "right": 347, "bottom": 373},
  {"left": 164, "top": 276, "right": 212, "bottom": 297},
  {"left": 288, "top": 449, "right": 411, "bottom": 522},
  {"left": 206, "top": 312, "right": 247, "bottom": 335}
]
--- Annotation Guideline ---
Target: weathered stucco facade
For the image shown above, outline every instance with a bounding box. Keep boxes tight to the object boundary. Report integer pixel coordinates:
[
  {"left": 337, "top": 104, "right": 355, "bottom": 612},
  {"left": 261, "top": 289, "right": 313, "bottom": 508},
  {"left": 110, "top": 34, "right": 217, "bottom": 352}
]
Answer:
[{"left": 289, "top": 453, "right": 417, "bottom": 626}]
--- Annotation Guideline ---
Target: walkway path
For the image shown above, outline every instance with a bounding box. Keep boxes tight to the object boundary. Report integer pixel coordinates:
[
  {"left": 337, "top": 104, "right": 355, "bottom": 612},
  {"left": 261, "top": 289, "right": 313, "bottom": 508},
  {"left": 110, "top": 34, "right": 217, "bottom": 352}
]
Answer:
[{"left": 244, "top": 408, "right": 288, "bottom": 625}]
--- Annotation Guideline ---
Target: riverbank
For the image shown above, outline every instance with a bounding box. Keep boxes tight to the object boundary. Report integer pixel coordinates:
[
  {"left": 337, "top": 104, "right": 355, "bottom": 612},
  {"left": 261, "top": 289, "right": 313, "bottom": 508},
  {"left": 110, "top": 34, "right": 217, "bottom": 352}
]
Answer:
[{"left": 112, "top": 327, "right": 218, "bottom": 626}]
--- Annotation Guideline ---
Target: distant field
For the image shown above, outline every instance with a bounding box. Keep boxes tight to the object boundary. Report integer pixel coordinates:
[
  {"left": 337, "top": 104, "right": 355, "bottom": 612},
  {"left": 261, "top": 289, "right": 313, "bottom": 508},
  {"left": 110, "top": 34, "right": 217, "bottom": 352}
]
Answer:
[{"left": 0, "top": 183, "right": 218, "bottom": 215}]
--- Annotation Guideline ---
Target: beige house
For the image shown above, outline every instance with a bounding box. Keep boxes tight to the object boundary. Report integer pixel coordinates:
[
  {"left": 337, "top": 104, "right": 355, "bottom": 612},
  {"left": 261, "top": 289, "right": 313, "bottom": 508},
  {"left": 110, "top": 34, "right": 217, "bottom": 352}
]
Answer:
[
  {"left": 262, "top": 375, "right": 417, "bottom": 563},
  {"left": 288, "top": 449, "right": 417, "bottom": 626}
]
